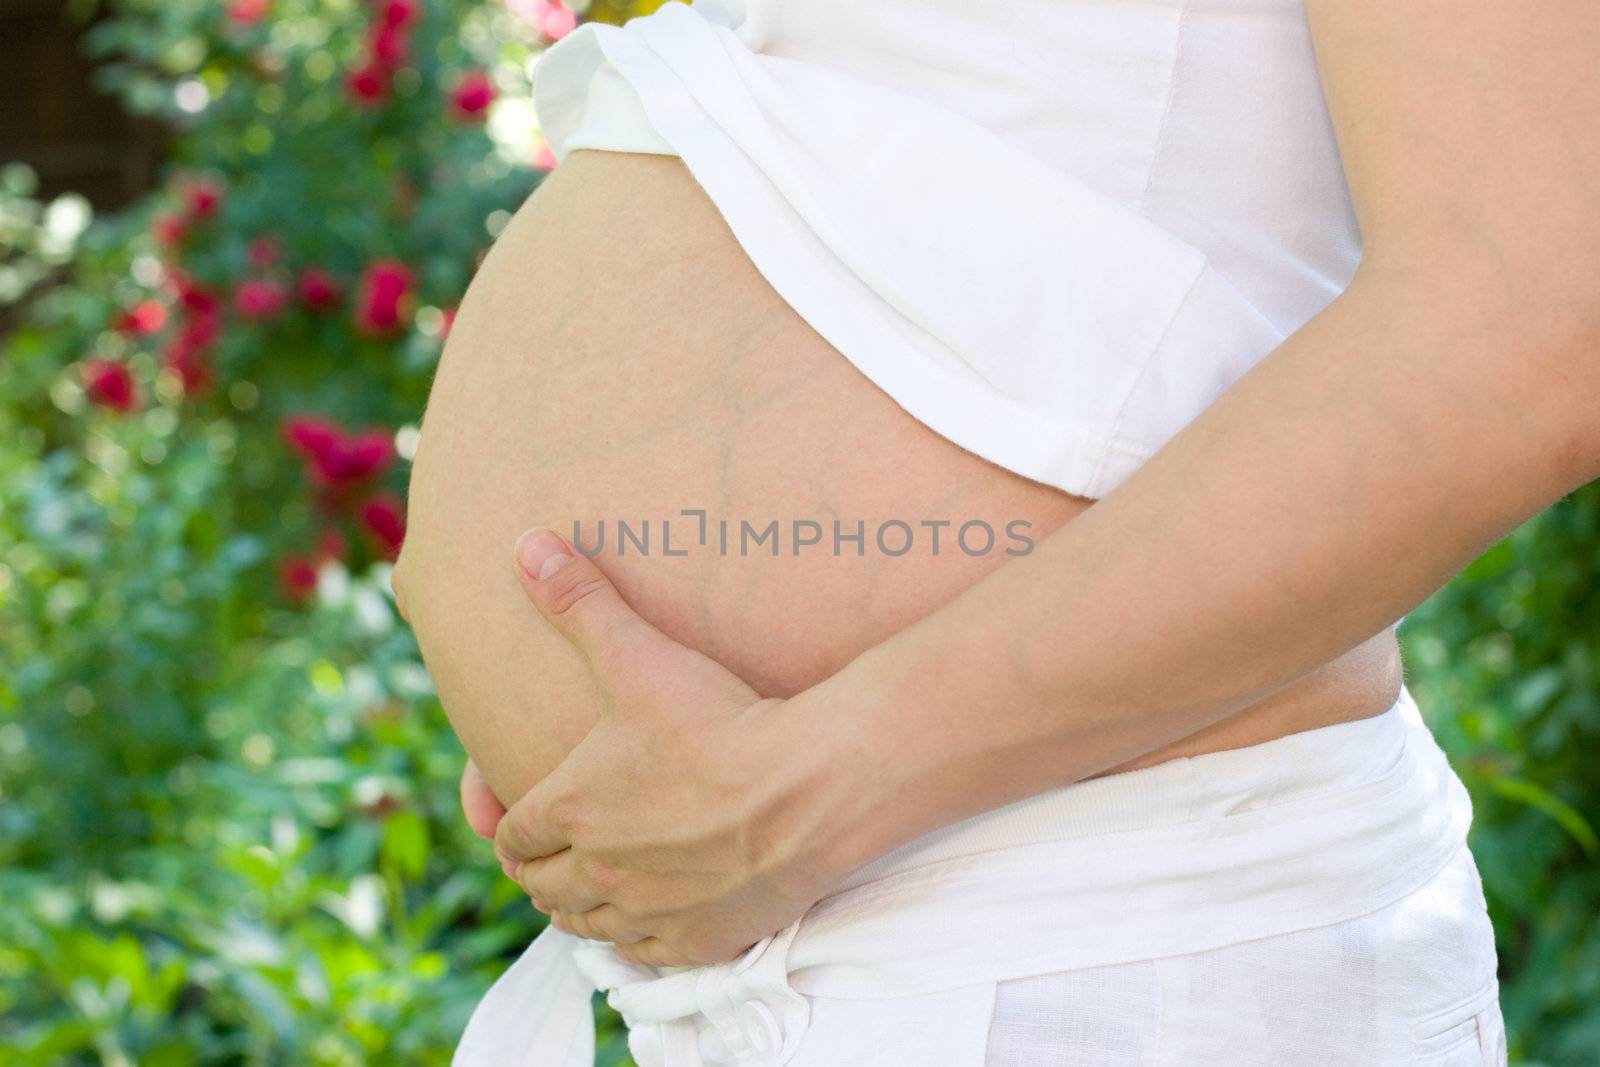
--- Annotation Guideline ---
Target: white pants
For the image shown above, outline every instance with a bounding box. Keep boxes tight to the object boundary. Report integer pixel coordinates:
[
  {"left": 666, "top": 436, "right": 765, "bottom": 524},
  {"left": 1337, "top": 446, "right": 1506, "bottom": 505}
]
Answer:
[
  {"left": 453, "top": 686, "right": 1505, "bottom": 1066},
  {"left": 983, "top": 842, "right": 1505, "bottom": 1065}
]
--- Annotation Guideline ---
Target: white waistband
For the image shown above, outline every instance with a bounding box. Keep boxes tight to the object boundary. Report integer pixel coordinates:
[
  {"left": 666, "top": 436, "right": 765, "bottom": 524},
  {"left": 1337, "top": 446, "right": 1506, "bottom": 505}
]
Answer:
[{"left": 451, "top": 684, "right": 1473, "bottom": 1067}]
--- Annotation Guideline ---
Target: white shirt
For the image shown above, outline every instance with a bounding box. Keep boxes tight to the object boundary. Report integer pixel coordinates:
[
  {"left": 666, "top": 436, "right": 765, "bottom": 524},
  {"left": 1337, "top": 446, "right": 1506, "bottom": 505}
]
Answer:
[{"left": 533, "top": 0, "right": 1362, "bottom": 498}]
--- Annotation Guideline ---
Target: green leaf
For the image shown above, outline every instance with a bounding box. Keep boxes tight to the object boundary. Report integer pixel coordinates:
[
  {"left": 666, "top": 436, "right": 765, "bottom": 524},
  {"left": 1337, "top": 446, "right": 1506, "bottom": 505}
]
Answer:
[
  {"left": 1488, "top": 775, "right": 1600, "bottom": 856},
  {"left": 381, "top": 810, "right": 430, "bottom": 883}
]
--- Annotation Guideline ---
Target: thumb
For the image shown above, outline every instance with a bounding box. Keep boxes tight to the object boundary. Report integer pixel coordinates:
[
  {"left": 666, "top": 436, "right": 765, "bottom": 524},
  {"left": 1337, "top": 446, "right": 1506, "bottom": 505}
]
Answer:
[
  {"left": 459, "top": 758, "right": 507, "bottom": 842},
  {"left": 513, "top": 526, "right": 656, "bottom": 670}
]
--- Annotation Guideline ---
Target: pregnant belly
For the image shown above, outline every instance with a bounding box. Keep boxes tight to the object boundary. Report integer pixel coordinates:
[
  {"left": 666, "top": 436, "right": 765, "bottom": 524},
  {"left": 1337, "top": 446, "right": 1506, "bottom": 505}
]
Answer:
[{"left": 396, "top": 149, "right": 1402, "bottom": 805}]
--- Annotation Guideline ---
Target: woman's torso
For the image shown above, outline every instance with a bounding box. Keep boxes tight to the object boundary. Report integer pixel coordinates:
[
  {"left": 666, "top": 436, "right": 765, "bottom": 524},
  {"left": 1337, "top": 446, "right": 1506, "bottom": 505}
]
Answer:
[{"left": 396, "top": 148, "right": 1401, "bottom": 805}]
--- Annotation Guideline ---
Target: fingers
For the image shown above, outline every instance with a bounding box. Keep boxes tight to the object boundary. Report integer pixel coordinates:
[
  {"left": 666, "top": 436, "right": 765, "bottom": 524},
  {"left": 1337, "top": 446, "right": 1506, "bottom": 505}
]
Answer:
[
  {"left": 512, "top": 527, "right": 657, "bottom": 673},
  {"left": 549, "top": 904, "right": 647, "bottom": 945},
  {"left": 459, "top": 758, "right": 506, "bottom": 841},
  {"left": 508, "top": 847, "right": 606, "bottom": 914},
  {"left": 611, "top": 935, "right": 730, "bottom": 969},
  {"left": 613, "top": 938, "right": 679, "bottom": 967},
  {"left": 493, "top": 779, "right": 574, "bottom": 873}
]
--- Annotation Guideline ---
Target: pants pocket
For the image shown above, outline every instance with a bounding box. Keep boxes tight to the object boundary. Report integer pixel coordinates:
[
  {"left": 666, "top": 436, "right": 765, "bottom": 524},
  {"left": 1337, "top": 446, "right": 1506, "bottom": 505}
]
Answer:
[
  {"left": 1410, "top": 979, "right": 1503, "bottom": 1065},
  {"left": 1473, "top": 998, "right": 1508, "bottom": 1067}
]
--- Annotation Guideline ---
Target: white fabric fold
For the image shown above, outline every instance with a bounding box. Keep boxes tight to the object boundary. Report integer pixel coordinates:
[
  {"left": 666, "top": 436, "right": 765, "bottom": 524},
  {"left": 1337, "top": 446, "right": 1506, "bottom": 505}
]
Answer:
[
  {"left": 530, "top": 0, "right": 1290, "bottom": 499},
  {"left": 451, "top": 919, "right": 598, "bottom": 1067},
  {"left": 452, "top": 686, "right": 1473, "bottom": 1066}
]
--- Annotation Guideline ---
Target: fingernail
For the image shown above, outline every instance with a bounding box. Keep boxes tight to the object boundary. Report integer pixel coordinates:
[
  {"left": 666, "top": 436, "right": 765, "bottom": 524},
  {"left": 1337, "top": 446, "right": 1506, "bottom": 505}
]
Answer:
[{"left": 515, "top": 527, "right": 572, "bottom": 580}]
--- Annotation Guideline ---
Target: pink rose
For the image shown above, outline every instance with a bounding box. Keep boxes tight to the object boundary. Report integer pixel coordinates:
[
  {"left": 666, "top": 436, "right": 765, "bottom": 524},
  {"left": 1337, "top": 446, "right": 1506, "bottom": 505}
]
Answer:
[
  {"left": 279, "top": 555, "right": 319, "bottom": 601},
  {"left": 162, "top": 311, "right": 221, "bottom": 395},
  {"left": 450, "top": 70, "right": 496, "bottom": 121},
  {"left": 541, "top": 2, "right": 577, "bottom": 40},
  {"left": 283, "top": 415, "right": 343, "bottom": 457},
  {"left": 354, "top": 259, "right": 414, "bottom": 336},
  {"left": 184, "top": 178, "right": 223, "bottom": 220},
  {"left": 346, "top": 60, "right": 389, "bottom": 105},
  {"left": 227, "top": 0, "right": 269, "bottom": 26},
  {"left": 116, "top": 300, "right": 167, "bottom": 336},
  {"left": 379, "top": 0, "right": 420, "bottom": 29},
  {"left": 83, "top": 359, "right": 139, "bottom": 413},
  {"left": 360, "top": 493, "right": 407, "bottom": 558},
  {"left": 282, "top": 416, "right": 397, "bottom": 486},
  {"left": 152, "top": 212, "right": 187, "bottom": 247},
  {"left": 169, "top": 273, "right": 220, "bottom": 317},
  {"left": 371, "top": 23, "right": 410, "bottom": 67},
  {"left": 298, "top": 267, "right": 342, "bottom": 311},
  {"left": 235, "top": 279, "right": 288, "bottom": 321}
]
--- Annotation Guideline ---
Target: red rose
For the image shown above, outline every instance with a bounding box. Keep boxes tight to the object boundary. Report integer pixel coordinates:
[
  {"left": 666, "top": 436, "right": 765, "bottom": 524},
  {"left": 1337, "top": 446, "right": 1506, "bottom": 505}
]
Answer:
[
  {"left": 371, "top": 23, "right": 410, "bottom": 67},
  {"left": 315, "top": 431, "right": 395, "bottom": 484},
  {"left": 152, "top": 212, "right": 187, "bottom": 247},
  {"left": 184, "top": 178, "right": 223, "bottom": 220},
  {"left": 163, "top": 343, "right": 215, "bottom": 395},
  {"left": 235, "top": 279, "right": 288, "bottom": 321},
  {"left": 116, "top": 300, "right": 168, "bottom": 336},
  {"left": 168, "top": 273, "right": 220, "bottom": 317},
  {"left": 177, "top": 311, "right": 222, "bottom": 351},
  {"left": 162, "top": 311, "right": 221, "bottom": 395},
  {"left": 283, "top": 415, "right": 342, "bottom": 456},
  {"left": 83, "top": 359, "right": 139, "bottom": 413},
  {"left": 379, "top": 0, "right": 420, "bottom": 29},
  {"left": 298, "top": 267, "right": 342, "bottom": 311},
  {"left": 279, "top": 555, "right": 319, "bottom": 601},
  {"left": 283, "top": 416, "right": 397, "bottom": 486},
  {"left": 227, "top": 0, "right": 269, "bottom": 25},
  {"left": 316, "top": 526, "right": 349, "bottom": 563},
  {"left": 346, "top": 60, "right": 389, "bottom": 105},
  {"left": 354, "top": 259, "right": 414, "bottom": 336},
  {"left": 360, "top": 493, "right": 407, "bottom": 558},
  {"left": 450, "top": 70, "right": 496, "bottom": 121}
]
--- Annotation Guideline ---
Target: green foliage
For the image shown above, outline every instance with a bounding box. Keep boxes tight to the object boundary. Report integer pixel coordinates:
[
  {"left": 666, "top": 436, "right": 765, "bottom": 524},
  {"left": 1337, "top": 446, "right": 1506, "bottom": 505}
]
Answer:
[
  {"left": 1, "top": 0, "right": 1594, "bottom": 1064},
  {"left": 0, "top": 0, "right": 633, "bottom": 1062},
  {"left": 1402, "top": 486, "right": 1600, "bottom": 1066},
  {"left": 0, "top": 164, "right": 95, "bottom": 308}
]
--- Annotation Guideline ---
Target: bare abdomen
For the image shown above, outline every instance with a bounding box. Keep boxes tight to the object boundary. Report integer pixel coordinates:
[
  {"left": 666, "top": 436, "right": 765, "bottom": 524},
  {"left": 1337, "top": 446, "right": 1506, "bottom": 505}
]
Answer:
[{"left": 396, "top": 149, "right": 1401, "bottom": 806}]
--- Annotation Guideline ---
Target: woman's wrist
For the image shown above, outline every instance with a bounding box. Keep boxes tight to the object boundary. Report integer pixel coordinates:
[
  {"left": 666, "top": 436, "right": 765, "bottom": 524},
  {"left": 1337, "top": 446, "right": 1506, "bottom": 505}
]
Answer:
[
  {"left": 767, "top": 646, "right": 929, "bottom": 886},
  {"left": 773, "top": 629, "right": 1038, "bottom": 886},
  {"left": 774, "top": 576, "right": 1145, "bottom": 885}
]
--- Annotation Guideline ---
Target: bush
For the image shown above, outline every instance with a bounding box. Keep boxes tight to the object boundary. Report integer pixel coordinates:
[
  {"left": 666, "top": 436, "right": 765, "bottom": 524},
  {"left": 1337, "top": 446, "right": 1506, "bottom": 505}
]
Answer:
[
  {"left": 1403, "top": 486, "right": 1600, "bottom": 1065},
  {"left": 0, "top": 1, "right": 1594, "bottom": 1064},
  {"left": 0, "top": 0, "right": 641, "bottom": 1062}
]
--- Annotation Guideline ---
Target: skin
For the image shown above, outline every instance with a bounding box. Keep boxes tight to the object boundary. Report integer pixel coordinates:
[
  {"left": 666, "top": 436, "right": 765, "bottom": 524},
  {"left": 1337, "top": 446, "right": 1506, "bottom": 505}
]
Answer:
[
  {"left": 404, "top": 0, "right": 1600, "bottom": 968},
  {"left": 398, "top": 148, "right": 1398, "bottom": 808}
]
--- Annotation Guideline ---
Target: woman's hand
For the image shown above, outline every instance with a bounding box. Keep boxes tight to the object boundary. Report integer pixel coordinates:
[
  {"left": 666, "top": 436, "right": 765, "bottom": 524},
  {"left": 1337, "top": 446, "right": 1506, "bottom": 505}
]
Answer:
[
  {"left": 491, "top": 528, "right": 867, "bottom": 969},
  {"left": 460, "top": 758, "right": 507, "bottom": 838}
]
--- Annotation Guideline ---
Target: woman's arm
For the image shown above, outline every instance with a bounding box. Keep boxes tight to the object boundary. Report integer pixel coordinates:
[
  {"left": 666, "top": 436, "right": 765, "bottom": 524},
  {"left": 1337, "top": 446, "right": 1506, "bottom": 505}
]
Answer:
[
  {"left": 812, "top": 275, "right": 1600, "bottom": 871},
  {"left": 488, "top": 0, "right": 1600, "bottom": 967},
  {"left": 801, "top": 0, "right": 1600, "bottom": 874}
]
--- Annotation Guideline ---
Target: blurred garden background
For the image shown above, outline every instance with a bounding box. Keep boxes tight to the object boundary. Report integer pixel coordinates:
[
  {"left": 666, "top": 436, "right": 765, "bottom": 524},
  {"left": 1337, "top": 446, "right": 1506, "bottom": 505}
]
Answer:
[{"left": 0, "top": 1, "right": 1596, "bottom": 1064}]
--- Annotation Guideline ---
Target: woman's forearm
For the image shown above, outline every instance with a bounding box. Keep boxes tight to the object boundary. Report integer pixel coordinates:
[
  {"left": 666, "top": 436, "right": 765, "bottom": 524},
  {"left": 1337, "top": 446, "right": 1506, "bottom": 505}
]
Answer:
[{"left": 802, "top": 265, "right": 1600, "bottom": 876}]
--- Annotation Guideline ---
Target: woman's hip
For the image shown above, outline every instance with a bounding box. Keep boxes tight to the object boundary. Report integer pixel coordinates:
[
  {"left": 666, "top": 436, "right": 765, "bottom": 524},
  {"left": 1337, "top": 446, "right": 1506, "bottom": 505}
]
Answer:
[
  {"left": 783, "top": 687, "right": 1501, "bottom": 1066},
  {"left": 793, "top": 684, "right": 1475, "bottom": 988},
  {"left": 453, "top": 684, "right": 1497, "bottom": 1066},
  {"left": 979, "top": 841, "right": 1503, "bottom": 1066}
]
